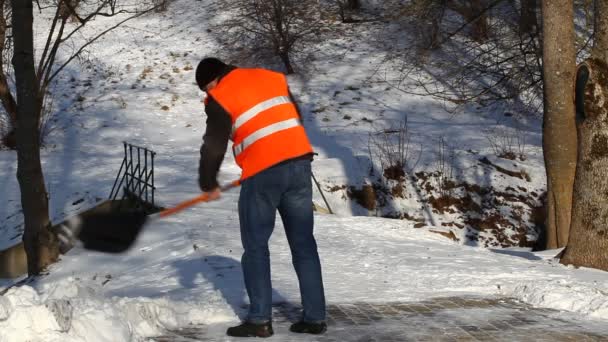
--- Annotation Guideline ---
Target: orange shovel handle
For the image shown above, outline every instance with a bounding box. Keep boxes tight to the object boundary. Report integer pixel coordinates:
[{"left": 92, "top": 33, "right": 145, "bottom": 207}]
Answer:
[{"left": 158, "top": 180, "right": 240, "bottom": 218}]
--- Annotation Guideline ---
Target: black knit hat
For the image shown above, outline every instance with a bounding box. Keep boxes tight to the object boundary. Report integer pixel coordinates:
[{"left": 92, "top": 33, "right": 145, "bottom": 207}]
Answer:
[{"left": 196, "top": 57, "right": 227, "bottom": 90}]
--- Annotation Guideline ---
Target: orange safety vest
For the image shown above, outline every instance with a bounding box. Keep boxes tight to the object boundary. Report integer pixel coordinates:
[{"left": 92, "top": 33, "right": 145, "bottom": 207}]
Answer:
[{"left": 208, "top": 68, "right": 313, "bottom": 180}]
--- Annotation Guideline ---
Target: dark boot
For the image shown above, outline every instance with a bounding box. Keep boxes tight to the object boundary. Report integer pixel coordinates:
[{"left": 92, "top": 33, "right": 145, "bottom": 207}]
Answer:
[
  {"left": 226, "top": 321, "right": 274, "bottom": 338},
  {"left": 289, "top": 321, "right": 327, "bottom": 334}
]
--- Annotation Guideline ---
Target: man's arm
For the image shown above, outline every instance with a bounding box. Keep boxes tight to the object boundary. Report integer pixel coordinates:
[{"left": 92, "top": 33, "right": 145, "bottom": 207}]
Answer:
[{"left": 199, "top": 96, "right": 231, "bottom": 192}]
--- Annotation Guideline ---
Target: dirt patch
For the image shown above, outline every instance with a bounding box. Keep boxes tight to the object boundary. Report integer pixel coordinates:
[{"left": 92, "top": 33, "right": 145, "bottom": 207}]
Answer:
[
  {"left": 493, "top": 190, "right": 536, "bottom": 208},
  {"left": 328, "top": 185, "right": 346, "bottom": 192},
  {"left": 391, "top": 182, "right": 406, "bottom": 198},
  {"left": 429, "top": 194, "right": 481, "bottom": 214},
  {"left": 529, "top": 202, "right": 546, "bottom": 227},
  {"left": 498, "top": 151, "right": 517, "bottom": 160},
  {"left": 429, "top": 229, "right": 459, "bottom": 242},
  {"left": 384, "top": 164, "right": 405, "bottom": 181},
  {"left": 479, "top": 157, "right": 530, "bottom": 181},
  {"left": 465, "top": 214, "right": 512, "bottom": 247},
  {"left": 462, "top": 183, "right": 490, "bottom": 196},
  {"left": 332, "top": 167, "right": 542, "bottom": 248},
  {"left": 347, "top": 184, "right": 376, "bottom": 210},
  {"left": 442, "top": 221, "right": 464, "bottom": 229},
  {"left": 413, "top": 172, "right": 541, "bottom": 247}
]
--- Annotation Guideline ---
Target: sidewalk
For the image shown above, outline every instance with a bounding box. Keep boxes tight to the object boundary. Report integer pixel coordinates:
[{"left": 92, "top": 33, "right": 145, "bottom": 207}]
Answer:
[{"left": 151, "top": 296, "right": 608, "bottom": 341}]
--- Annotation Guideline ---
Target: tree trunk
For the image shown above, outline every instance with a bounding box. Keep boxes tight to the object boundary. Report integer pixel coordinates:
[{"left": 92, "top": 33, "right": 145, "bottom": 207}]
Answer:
[
  {"left": 592, "top": 0, "right": 608, "bottom": 62},
  {"left": 11, "top": 0, "right": 59, "bottom": 276},
  {"left": 561, "top": 59, "right": 608, "bottom": 271},
  {"left": 541, "top": 0, "right": 577, "bottom": 249},
  {"left": 519, "top": 0, "right": 538, "bottom": 35},
  {"left": 279, "top": 51, "right": 294, "bottom": 74}
]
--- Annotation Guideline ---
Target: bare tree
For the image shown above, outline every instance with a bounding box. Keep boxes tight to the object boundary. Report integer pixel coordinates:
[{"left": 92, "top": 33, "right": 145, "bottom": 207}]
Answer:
[
  {"left": 1, "top": 0, "right": 158, "bottom": 149},
  {"left": 560, "top": 60, "right": 608, "bottom": 270},
  {"left": 541, "top": 0, "right": 577, "bottom": 249},
  {"left": 391, "top": 0, "right": 578, "bottom": 250},
  {"left": 11, "top": 0, "right": 56, "bottom": 276},
  {"left": 218, "top": 0, "right": 326, "bottom": 74},
  {"left": 8, "top": 0, "right": 159, "bottom": 275},
  {"left": 560, "top": 2, "right": 608, "bottom": 271}
]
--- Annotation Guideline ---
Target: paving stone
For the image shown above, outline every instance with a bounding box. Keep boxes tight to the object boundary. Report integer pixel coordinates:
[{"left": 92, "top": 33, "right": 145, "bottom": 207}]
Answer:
[{"left": 150, "top": 296, "right": 608, "bottom": 342}]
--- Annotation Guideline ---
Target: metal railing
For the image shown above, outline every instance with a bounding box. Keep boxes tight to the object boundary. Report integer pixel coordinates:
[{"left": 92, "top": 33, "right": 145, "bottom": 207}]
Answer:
[{"left": 109, "top": 142, "right": 156, "bottom": 210}]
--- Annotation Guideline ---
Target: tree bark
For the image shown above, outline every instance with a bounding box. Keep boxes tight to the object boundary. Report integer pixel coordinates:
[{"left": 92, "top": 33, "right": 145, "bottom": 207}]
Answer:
[
  {"left": 592, "top": 0, "right": 608, "bottom": 62},
  {"left": 561, "top": 59, "right": 608, "bottom": 271},
  {"left": 11, "top": 0, "right": 59, "bottom": 276},
  {"left": 541, "top": 0, "right": 577, "bottom": 249}
]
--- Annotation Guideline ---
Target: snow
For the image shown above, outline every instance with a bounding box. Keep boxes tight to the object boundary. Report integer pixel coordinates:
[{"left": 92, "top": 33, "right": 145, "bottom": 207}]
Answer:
[{"left": 0, "top": 1, "right": 607, "bottom": 341}]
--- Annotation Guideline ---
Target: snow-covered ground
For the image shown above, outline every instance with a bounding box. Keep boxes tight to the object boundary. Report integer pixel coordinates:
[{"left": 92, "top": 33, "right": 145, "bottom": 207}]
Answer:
[{"left": 0, "top": 1, "right": 607, "bottom": 341}]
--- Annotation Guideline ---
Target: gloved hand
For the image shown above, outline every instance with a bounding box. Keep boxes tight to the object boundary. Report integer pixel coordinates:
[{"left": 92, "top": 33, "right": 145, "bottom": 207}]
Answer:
[
  {"left": 204, "top": 187, "right": 221, "bottom": 201},
  {"left": 198, "top": 175, "right": 205, "bottom": 193},
  {"left": 198, "top": 168, "right": 218, "bottom": 190},
  {"left": 56, "top": 217, "right": 83, "bottom": 254}
]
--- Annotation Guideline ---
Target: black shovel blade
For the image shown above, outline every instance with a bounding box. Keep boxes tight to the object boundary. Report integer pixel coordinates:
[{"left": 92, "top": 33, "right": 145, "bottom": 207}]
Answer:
[{"left": 77, "top": 211, "right": 149, "bottom": 253}]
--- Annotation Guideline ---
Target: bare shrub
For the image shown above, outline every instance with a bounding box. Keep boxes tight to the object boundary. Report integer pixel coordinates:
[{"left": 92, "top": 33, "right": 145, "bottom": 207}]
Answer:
[
  {"left": 483, "top": 121, "right": 527, "bottom": 161},
  {"left": 432, "top": 136, "right": 457, "bottom": 199},
  {"left": 213, "top": 0, "right": 328, "bottom": 74},
  {"left": 367, "top": 118, "right": 417, "bottom": 183},
  {"left": 383, "top": 1, "right": 544, "bottom": 116}
]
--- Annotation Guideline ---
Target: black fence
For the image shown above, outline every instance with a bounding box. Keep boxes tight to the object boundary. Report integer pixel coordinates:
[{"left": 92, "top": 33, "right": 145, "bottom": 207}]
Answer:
[{"left": 109, "top": 142, "right": 157, "bottom": 211}]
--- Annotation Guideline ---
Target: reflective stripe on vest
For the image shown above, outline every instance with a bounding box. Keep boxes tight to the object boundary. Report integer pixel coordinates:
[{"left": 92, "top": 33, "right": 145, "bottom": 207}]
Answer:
[
  {"left": 232, "top": 96, "right": 292, "bottom": 136},
  {"left": 233, "top": 118, "right": 301, "bottom": 157}
]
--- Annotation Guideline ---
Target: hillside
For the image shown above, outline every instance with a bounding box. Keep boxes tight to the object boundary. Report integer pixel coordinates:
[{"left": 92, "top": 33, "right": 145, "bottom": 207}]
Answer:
[{"left": 0, "top": 1, "right": 606, "bottom": 341}]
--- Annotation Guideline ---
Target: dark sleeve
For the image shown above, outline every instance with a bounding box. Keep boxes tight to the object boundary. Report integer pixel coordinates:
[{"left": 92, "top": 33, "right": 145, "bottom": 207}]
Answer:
[{"left": 198, "top": 96, "right": 231, "bottom": 192}]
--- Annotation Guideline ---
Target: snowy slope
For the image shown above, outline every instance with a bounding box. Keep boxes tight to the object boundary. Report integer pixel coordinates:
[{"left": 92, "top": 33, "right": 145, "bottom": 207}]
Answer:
[
  {"left": 0, "top": 1, "right": 607, "bottom": 341},
  {"left": 2, "top": 196, "right": 608, "bottom": 341}
]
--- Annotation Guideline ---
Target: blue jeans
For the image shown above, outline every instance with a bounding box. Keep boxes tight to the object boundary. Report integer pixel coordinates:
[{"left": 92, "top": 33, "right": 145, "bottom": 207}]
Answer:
[{"left": 238, "top": 158, "right": 326, "bottom": 323}]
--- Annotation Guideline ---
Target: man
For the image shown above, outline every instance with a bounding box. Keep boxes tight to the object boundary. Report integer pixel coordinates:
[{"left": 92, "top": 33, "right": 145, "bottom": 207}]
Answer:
[{"left": 195, "top": 57, "right": 327, "bottom": 338}]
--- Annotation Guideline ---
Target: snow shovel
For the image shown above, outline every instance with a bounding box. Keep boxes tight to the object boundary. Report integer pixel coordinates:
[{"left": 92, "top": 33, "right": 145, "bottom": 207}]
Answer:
[{"left": 58, "top": 180, "right": 240, "bottom": 254}]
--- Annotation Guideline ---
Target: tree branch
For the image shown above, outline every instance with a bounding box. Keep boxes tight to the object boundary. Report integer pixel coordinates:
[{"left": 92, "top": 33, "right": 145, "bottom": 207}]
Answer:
[{"left": 46, "top": 4, "right": 161, "bottom": 86}]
